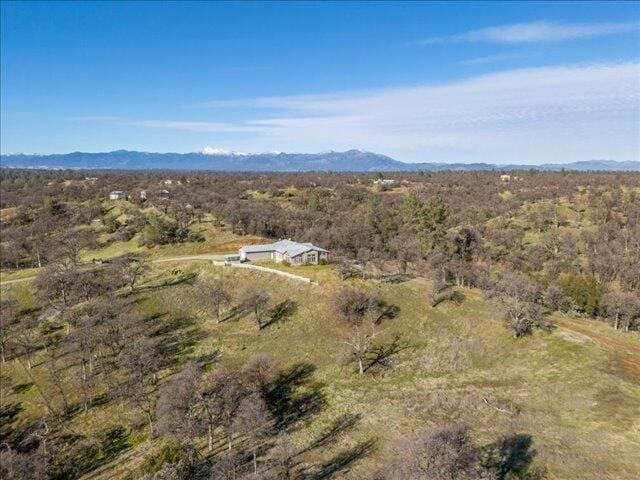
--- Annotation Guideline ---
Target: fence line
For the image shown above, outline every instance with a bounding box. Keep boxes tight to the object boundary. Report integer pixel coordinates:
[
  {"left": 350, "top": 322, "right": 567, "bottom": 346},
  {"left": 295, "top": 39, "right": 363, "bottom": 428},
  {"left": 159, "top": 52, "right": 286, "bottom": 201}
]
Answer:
[{"left": 215, "top": 261, "right": 315, "bottom": 284}]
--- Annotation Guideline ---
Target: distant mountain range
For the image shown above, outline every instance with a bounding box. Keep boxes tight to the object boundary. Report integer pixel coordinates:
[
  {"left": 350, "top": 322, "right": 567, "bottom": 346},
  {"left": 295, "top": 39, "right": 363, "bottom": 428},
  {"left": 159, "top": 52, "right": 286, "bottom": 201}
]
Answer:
[{"left": 1, "top": 149, "right": 638, "bottom": 172}]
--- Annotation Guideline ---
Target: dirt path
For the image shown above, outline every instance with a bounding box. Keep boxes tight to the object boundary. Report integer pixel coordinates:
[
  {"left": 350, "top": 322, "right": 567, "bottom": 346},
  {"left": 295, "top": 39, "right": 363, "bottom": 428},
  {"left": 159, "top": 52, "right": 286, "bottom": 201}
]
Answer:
[
  {"left": 0, "top": 254, "right": 227, "bottom": 286},
  {"left": 555, "top": 316, "right": 640, "bottom": 379},
  {"left": 1, "top": 253, "right": 319, "bottom": 286},
  {"left": 152, "top": 254, "right": 226, "bottom": 263},
  {"left": 0, "top": 276, "right": 35, "bottom": 286}
]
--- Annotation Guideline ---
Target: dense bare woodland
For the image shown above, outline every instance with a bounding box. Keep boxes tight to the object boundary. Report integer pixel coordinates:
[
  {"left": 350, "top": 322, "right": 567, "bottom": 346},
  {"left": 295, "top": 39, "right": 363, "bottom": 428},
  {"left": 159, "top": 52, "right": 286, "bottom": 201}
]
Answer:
[
  {"left": 2, "top": 169, "right": 639, "bottom": 311},
  {"left": 1, "top": 169, "right": 639, "bottom": 479}
]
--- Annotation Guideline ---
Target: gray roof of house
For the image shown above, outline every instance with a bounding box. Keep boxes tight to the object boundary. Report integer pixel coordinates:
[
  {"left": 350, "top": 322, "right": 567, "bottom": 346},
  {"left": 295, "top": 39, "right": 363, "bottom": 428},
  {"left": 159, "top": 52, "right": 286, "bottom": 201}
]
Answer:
[{"left": 240, "top": 239, "right": 328, "bottom": 257}]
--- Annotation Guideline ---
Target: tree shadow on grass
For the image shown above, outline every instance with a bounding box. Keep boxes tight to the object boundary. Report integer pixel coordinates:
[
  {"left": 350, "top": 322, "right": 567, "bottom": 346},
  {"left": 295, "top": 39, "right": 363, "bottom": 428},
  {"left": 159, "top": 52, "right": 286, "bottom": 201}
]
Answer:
[
  {"left": 302, "top": 413, "right": 362, "bottom": 453},
  {"left": 302, "top": 439, "right": 376, "bottom": 479},
  {"left": 266, "top": 362, "right": 327, "bottom": 430},
  {"left": 364, "top": 335, "right": 411, "bottom": 373},
  {"left": 146, "top": 312, "right": 207, "bottom": 361},
  {"left": 196, "top": 349, "right": 220, "bottom": 369},
  {"left": 220, "top": 304, "right": 250, "bottom": 323},
  {"left": 374, "top": 302, "right": 400, "bottom": 324},
  {"left": 0, "top": 401, "right": 24, "bottom": 443},
  {"left": 134, "top": 272, "right": 199, "bottom": 292},
  {"left": 261, "top": 299, "right": 298, "bottom": 329},
  {"left": 481, "top": 434, "right": 544, "bottom": 480},
  {"left": 68, "top": 427, "right": 133, "bottom": 478},
  {"left": 12, "top": 382, "right": 34, "bottom": 394}
]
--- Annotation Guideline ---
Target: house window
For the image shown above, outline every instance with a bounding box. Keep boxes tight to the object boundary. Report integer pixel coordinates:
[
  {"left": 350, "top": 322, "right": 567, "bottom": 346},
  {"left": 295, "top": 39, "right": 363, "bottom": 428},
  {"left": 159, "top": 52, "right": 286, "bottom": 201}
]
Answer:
[{"left": 307, "top": 254, "right": 316, "bottom": 263}]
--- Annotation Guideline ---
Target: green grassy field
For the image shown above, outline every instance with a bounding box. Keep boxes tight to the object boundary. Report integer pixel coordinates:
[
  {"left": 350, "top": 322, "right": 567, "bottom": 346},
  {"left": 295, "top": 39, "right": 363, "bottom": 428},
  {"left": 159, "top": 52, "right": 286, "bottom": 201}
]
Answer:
[{"left": 4, "top": 258, "right": 638, "bottom": 479}]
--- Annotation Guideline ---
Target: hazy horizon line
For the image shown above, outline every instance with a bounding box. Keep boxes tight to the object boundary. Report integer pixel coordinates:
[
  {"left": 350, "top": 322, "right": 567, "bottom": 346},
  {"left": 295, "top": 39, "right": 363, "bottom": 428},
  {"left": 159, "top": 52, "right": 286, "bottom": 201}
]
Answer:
[{"left": 1, "top": 148, "right": 638, "bottom": 167}]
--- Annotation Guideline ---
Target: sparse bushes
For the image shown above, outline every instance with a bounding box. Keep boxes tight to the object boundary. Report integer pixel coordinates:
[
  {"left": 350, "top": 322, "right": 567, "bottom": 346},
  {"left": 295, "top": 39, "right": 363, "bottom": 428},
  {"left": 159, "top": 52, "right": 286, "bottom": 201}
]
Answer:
[
  {"left": 504, "top": 302, "right": 553, "bottom": 338},
  {"left": 112, "top": 225, "right": 137, "bottom": 242},
  {"left": 429, "top": 280, "right": 465, "bottom": 307},
  {"left": 493, "top": 272, "right": 553, "bottom": 337},
  {"left": 542, "top": 285, "right": 575, "bottom": 313},
  {"left": 380, "top": 424, "right": 478, "bottom": 479}
]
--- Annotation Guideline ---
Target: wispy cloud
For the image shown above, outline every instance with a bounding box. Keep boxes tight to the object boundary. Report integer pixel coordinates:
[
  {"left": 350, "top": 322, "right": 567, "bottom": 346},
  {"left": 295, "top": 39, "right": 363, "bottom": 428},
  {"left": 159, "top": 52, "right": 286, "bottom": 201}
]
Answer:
[
  {"left": 416, "top": 20, "right": 639, "bottom": 44},
  {"left": 129, "top": 119, "right": 257, "bottom": 133},
  {"left": 80, "top": 117, "right": 259, "bottom": 134},
  {"left": 459, "top": 52, "right": 537, "bottom": 66},
  {"left": 87, "top": 62, "right": 640, "bottom": 163}
]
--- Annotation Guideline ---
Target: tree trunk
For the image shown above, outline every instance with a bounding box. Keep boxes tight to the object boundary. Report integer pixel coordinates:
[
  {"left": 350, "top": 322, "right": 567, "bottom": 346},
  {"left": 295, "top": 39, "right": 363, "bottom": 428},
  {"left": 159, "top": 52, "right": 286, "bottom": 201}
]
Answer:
[
  {"left": 253, "top": 447, "right": 257, "bottom": 474},
  {"left": 147, "top": 412, "right": 154, "bottom": 438},
  {"left": 358, "top": 358, "right": 364, "bottom": 375},
  {"left": 614, "top": 312, "right": 619, "bottom": 330},
  {"left": 208, "top": 422, "right": 214, "bottom": 452}
]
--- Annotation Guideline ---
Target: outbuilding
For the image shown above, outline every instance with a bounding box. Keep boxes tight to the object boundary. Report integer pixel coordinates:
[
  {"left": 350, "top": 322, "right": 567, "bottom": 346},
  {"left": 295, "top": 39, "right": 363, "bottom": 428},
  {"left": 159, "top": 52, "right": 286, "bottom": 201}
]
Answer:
[{"left": 109, "top": 191, "right": 126, "bottom": 200}]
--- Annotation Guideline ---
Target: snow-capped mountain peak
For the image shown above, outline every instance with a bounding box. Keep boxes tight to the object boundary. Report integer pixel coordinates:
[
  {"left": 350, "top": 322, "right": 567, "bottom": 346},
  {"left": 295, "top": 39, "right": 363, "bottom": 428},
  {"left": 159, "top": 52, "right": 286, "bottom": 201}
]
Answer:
[{"left": 202, "top": 147, "right": 247, "bottom": 156}]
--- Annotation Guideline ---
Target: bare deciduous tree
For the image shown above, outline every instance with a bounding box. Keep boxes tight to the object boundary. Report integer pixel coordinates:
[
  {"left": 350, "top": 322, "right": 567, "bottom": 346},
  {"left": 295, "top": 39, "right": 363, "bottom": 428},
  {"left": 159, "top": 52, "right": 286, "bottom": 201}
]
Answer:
[
  {"left": 112, "top": 253, "right": 151, "bottom": 292},
  {"left": 334, "top": 289, "right": 392, "bottom": 374},
  {"left": 156, "top": 363, "right": 202, "bottom": 441},
  {"left": 242, "top": 353, "right": 279, "bottom": 394},
  {"left": 208, "top": 278, "right": 231, "bottom": 323},
  {"left": 241, "top": 288, "right": 271, "bottom": 327},
  {"left": 233, "top": 391, "right": 273, "bottom": 475},
  {"left": 381, "top": 424, "right": 478, "bottom": 480},
  {"left": 601, "top": 291, "right": 640, "bottom": 331}
]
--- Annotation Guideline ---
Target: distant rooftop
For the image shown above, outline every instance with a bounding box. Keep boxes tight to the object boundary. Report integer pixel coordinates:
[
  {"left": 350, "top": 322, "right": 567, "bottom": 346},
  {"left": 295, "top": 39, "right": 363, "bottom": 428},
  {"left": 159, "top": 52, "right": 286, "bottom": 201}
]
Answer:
[{"left": 241, "top": 239, "right": 328, "bottom": 257}]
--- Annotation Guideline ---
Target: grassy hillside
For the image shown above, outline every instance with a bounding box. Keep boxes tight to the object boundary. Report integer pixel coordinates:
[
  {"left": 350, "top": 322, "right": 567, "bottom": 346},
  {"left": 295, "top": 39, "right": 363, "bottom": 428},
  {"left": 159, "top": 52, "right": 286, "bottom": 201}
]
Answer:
[{"left": 3, "top": 259, "right": 639, "bottom": 479}]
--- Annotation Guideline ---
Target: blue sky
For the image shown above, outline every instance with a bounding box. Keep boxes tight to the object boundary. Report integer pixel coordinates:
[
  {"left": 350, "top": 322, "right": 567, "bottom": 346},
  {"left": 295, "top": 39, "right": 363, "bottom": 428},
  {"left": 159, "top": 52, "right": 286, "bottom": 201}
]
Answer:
[{"left": 1, "top": 1, "right": 639, "bottom": 163}]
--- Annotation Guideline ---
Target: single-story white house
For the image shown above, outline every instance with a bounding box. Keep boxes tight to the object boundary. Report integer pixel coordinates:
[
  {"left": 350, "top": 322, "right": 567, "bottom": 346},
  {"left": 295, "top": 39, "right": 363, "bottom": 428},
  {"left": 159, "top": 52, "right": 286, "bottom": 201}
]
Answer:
[
  {"left": 239, "top": 239, "right": 329, "bottom": 265},
  {"left": 109, "top": 191, "right": 126, "bottom": 200},
  {"left": 373, "top": 178, "right": 396, "bottom": 186}
]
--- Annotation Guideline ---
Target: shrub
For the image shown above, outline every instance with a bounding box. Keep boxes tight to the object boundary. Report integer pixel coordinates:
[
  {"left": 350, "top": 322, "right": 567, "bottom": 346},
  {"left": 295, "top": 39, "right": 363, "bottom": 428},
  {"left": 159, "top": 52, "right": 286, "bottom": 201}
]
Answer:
[
  {"left": 558, "top": 274, "right": 603, "bottom": 316},
  {"left": 113, "top": 225, "right": 137, "bottom": 242},
  {"left": 140, "top": 215, "right": 178, "bottom": 246},
  {"left": 504, "top": 303, "right": 553, "bottom": 338},
  {"left": 139, "top": 442, "right": 189, "bottom": 476},
  {"left": 103, "top": 214, "right": 121, "bottom": 233},
  {"left": 380, "top": 423, "right": 478, "bottom": 479},
  {"left": 542, "top": 285, "right": 575, "bottom": 313}
]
